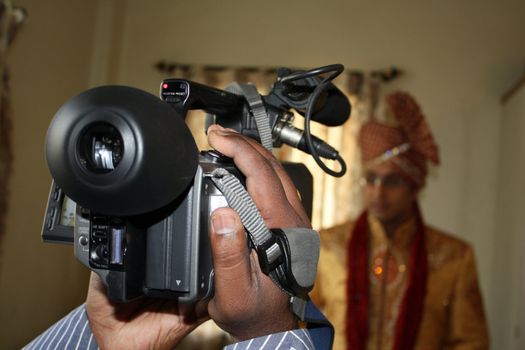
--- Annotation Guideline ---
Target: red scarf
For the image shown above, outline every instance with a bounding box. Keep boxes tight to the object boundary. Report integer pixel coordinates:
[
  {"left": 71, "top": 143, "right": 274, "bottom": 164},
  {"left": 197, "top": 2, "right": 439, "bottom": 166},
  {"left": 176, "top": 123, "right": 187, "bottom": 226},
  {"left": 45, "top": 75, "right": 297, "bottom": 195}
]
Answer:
[{"left": 345, "top": 207, "right": 428, "bottom": 350}]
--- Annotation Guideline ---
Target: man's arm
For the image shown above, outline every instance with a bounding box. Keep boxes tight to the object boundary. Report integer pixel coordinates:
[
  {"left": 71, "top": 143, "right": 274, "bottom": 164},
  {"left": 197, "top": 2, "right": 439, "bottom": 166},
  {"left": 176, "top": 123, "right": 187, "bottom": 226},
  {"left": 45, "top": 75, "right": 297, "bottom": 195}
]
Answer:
[
  {"left": 224, "top": 329, "right": 315, "bottom": 350},
  {"left": 23, "top": 304, "right": 316, "bottom": 350},
  {"left": 23, "top": 305, "right": 97, "bottom": 350},
  {"left": 446, "top": 245, "right": 490, "bottom": 349}
]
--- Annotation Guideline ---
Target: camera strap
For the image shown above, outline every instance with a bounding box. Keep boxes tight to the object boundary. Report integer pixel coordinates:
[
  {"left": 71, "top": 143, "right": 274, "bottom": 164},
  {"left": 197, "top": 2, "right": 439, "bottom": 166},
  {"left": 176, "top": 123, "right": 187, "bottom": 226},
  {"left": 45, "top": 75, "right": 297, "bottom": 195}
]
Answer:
[
  {"left": 210, "top": 168, "right": 320, "bottom": 321},
  {"left": 224, "top": 83, "right": 273, "bottom": 152}
]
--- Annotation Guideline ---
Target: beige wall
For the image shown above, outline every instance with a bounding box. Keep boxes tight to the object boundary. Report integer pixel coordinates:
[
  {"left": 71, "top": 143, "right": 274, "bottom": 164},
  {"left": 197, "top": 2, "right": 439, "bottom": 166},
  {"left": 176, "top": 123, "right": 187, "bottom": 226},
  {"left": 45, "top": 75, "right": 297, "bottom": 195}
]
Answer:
[
  {"left": 0, "top": 1, "right": 97, "bottom": 348},
  {"left": 491, "top": 82, "right": 525, "bottom": 349},
  {"left": 0, "top": 0, "right": 524, "bottom": 348}
]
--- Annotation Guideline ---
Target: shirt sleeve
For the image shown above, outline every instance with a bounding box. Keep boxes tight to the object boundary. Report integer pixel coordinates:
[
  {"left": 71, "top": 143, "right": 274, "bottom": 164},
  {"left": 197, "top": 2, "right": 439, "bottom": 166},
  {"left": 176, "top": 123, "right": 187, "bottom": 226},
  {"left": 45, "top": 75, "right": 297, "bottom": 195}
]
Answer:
[
  {"left": 22, "top": 304, "right": 99, "bottom": 350},
  {"left": 224, "top": 328, "right": 315, "bottom": 350},
  {"left": 446, "top": 245, "right": 490, "bottom": 349},
  {"left": 23, "top": 303, "right": 328, "bottom": 350}
]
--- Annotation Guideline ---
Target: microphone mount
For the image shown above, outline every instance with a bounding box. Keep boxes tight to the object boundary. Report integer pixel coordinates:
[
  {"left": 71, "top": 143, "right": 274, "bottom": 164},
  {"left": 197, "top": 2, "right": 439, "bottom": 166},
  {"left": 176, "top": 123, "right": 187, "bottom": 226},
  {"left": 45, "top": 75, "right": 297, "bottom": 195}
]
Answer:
[{"left": 160, "top": 64, "right": 350, "bottom": 177}]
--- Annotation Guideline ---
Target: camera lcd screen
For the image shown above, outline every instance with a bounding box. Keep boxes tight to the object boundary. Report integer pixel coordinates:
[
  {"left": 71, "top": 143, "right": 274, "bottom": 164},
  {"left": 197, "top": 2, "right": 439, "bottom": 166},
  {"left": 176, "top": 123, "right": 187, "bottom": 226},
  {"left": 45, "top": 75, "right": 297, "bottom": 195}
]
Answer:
[
  {"left": 42, "top": 181, "right": 75, "bottom": 244},
  {"left": 59, "top": 195, "right": 76, "bottom": 227}
]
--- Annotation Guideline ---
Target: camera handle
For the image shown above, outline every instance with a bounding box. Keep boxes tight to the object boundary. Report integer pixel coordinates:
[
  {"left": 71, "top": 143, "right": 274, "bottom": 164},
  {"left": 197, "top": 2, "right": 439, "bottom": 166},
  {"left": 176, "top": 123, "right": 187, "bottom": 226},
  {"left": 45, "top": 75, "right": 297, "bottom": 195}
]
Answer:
[
  {"left": 224, "top": 82, "right": 274, "bottom": 151},
  {"left": 210, "top": 168, "right": 319, "bottom": 321}
]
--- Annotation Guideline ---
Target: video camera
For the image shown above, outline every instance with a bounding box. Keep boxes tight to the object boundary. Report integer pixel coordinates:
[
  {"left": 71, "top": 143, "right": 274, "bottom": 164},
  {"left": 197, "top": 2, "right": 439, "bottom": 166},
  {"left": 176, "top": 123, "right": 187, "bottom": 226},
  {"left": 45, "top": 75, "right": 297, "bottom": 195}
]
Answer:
[{"left": 41, "top": 64, "right": 351, "bottom": 303}]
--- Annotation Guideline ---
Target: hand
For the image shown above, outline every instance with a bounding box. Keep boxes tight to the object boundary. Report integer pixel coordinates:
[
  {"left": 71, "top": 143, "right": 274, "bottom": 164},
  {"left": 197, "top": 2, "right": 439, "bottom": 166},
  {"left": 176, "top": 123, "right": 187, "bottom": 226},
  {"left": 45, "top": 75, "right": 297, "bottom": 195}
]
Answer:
[
  {"left": 86, "top": 272, "right": 208, "bottom": 350},
  {"left": 207, "top": 124, "right": 310, "bottom": 230},
  {"left": 206, "top": 124, "right": 311, "bottom": 340},
  {"left": 85, "top": 124, "right": 312, "bottom": 348}
]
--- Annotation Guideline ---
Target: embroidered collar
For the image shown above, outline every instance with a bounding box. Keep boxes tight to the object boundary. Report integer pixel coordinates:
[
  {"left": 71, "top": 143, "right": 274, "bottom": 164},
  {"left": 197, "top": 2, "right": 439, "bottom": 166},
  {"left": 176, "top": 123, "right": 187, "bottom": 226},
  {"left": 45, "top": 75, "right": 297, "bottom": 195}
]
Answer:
[{"left": 367, "top": 214, "right": 417, "bottom": 249}]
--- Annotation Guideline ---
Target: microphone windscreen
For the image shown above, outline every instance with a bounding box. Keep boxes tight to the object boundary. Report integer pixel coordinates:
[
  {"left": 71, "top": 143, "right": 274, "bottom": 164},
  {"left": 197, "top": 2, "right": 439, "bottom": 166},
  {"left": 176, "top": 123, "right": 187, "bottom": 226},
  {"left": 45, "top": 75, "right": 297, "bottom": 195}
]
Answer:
[{"left": 310, "top": 85, "right": 351, "bottom": 126}]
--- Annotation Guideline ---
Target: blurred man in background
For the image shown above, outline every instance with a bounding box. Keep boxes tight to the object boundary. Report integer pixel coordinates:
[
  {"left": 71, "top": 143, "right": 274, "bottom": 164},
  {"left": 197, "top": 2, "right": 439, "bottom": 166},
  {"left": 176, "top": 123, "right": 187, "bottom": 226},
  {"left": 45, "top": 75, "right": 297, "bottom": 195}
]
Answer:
[{"left": 312, "top": 91, "right": 489, "bottom": 350}]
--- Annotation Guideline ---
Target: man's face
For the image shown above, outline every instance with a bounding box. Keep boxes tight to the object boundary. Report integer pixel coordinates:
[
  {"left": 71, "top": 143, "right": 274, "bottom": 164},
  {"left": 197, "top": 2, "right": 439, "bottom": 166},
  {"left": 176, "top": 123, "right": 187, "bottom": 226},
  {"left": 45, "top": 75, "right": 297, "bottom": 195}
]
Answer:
[{"left": 362, "top": 161, "right": 417, "bottom": 224}]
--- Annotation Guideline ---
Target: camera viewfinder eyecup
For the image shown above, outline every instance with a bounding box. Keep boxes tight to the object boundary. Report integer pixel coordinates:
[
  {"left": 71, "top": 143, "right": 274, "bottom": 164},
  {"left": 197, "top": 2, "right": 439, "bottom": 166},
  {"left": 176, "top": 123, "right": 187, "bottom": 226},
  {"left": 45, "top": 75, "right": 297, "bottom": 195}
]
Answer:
[{"left": 45, "top": 85, "right": 199, "bottom": 216}]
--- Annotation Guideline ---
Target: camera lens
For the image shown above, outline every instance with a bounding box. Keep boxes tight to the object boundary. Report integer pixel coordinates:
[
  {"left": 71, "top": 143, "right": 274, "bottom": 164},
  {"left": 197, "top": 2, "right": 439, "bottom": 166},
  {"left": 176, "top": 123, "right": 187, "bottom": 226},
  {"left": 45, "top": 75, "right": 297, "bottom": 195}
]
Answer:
[{"left": 78, "top": 123, "right": 124, "bottom": 174}]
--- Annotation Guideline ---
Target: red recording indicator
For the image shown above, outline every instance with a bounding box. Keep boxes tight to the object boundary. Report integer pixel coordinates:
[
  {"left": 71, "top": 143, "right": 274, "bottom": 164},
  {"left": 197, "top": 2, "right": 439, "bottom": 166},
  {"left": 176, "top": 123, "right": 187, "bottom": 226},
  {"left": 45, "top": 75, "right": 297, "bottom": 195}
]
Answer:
[{"left": 162, "top": 83, "right": 169, "bottom": 89}]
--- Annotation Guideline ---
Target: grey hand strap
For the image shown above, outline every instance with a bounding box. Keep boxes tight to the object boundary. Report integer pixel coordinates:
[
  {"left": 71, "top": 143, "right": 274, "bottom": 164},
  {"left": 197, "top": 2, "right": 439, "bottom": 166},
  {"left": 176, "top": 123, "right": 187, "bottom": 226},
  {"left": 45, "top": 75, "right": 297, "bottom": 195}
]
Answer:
[
  {"left": 224, "top": 83, "right": 273, "bottom": 151},
  {"left": 210, "top": 168, "right": 320, "bottom": 321},
  {"left": 210, "top": 168, "right": 282, "bottom": 267}
]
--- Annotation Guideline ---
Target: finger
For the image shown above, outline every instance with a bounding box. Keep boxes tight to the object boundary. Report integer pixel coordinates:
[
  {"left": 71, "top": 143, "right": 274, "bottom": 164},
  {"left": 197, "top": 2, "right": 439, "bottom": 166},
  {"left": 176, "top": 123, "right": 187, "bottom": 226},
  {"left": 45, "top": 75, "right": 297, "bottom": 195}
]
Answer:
[
  {"left": 240, "top": 136, "right": 311, "bottom": 226},
  {"left": 210, "top": 208, "right": 252, "bottom": 298},
  {"left": 207, "top": 126, "right": 299, "bottom": 228},
  {"left": 86, "top": 272, "right": 109, "bottom": 305},
  {"left": 208, "top": 208, "right": 257, "bottom": 323},
  {"left": 86, "top": 273, "right": 145, "bottom": 318},
  {"left": 179, "top": 301, "right": 210, "bottom": 325},
  {"left": 207, "top": 125, "right": 309, "bottom": 226},
  {"left": 85, "top": 272, "right": 115, "bottom": 320}
]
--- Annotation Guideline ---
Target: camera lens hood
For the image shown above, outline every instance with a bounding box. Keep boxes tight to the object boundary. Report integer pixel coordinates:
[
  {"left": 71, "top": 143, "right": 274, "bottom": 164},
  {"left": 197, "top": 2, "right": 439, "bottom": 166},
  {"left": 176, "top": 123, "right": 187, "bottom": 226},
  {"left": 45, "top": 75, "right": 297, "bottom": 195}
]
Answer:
[{"left": 45, "top": 85, "right": 199, "bottom": 216}]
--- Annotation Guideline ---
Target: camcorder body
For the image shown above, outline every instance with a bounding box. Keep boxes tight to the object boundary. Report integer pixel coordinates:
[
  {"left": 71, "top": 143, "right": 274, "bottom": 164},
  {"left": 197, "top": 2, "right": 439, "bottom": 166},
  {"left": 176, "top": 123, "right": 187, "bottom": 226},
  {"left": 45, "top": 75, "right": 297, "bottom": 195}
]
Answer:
[
  {"left": 42, "top": 65, "right": 350, "bottom": 304},
  {"left": 44, "top": 149, "right": 243, "bottom": 302}
]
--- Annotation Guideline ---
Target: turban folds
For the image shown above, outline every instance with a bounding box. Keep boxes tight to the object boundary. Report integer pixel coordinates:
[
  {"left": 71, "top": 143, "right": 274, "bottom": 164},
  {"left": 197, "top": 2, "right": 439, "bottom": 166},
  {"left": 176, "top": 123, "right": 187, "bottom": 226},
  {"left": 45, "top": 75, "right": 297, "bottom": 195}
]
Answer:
[{"left": 359, "top": 92, "right": 439, "bottom": 188}]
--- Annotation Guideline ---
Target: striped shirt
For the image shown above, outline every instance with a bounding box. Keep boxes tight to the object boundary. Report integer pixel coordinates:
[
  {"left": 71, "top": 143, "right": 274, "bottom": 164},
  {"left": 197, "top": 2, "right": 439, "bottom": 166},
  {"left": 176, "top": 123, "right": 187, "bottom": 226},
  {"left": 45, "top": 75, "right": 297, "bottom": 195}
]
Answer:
[{"left": 23, "top": 304, "right": 317, "bottom": 350}]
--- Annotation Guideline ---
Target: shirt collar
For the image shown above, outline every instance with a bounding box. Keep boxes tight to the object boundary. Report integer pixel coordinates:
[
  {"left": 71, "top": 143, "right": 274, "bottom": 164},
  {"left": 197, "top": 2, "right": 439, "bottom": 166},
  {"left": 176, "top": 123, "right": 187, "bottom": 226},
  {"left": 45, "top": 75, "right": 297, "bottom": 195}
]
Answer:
[{"left": 367, "top": 213, "right": 417, "bottom": 248}]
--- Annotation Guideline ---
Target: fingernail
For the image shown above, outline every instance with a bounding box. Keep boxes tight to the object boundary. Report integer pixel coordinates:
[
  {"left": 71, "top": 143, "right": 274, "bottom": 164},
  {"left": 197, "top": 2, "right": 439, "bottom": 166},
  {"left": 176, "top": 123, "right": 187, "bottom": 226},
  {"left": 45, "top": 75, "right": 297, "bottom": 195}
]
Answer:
[
  {"left": 212, "top": 213, "right": 237, "bottom": 235},
  {"left": 210, "top": 124, "right": 225, "bottom": 132}
]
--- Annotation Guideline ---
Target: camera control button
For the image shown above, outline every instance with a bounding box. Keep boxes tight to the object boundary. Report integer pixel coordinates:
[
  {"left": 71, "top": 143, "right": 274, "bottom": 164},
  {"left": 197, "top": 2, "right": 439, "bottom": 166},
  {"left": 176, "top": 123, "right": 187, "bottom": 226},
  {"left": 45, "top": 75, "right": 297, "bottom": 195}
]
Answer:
[
  {"left": 52, "top": 188, "right": 60, "bottom": 201},
  {"left": 79, "top": 235, "right": 89, "bottom": 246},
  {"left": 165, "top": 96, "right": 179, "bottom": 103},
  {"left": 91, "top": 244, "right": 109, "bottom": 265},
  {"left": 93, "top": 230, "right": 107, "bottom": 239},
  {"left": 92, "top": 215, "right": 108, "bottom": 223}
]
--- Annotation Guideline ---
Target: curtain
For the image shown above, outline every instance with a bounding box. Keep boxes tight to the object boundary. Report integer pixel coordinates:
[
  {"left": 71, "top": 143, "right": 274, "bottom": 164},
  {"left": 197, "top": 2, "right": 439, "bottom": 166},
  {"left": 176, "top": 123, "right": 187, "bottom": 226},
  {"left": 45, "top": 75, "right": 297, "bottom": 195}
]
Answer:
[{"left": 0, "top": 1, "right": 25, "bottom": 248}]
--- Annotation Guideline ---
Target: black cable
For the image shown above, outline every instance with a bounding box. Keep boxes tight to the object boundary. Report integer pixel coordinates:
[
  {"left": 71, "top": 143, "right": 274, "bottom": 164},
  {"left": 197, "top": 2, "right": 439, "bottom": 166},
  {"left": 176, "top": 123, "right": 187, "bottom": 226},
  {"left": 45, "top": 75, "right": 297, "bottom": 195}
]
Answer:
[
  {"left": 335, "top": 154, "right": 347, "bottom": 177},
  {"left": 279, "top": 64, "right": 344, "bottom": 85},
  {"left": 290, "top": 64, "right": 347, "bottom": 177}
]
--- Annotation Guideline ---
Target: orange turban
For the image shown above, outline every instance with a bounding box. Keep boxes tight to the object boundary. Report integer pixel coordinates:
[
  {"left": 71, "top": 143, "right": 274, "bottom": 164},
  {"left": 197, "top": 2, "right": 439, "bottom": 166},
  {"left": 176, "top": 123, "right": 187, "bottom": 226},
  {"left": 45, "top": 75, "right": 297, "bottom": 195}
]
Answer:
[{"left": 358, "top": 91, "right": 439, "bottom": 188}]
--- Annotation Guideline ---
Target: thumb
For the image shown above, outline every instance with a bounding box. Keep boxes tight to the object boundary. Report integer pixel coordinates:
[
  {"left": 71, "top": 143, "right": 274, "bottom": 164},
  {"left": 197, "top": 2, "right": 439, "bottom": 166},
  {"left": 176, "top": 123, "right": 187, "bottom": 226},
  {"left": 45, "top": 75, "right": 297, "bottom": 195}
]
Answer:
[{"left": 209, "top": 208, "right": 255, "bottom": 312}]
